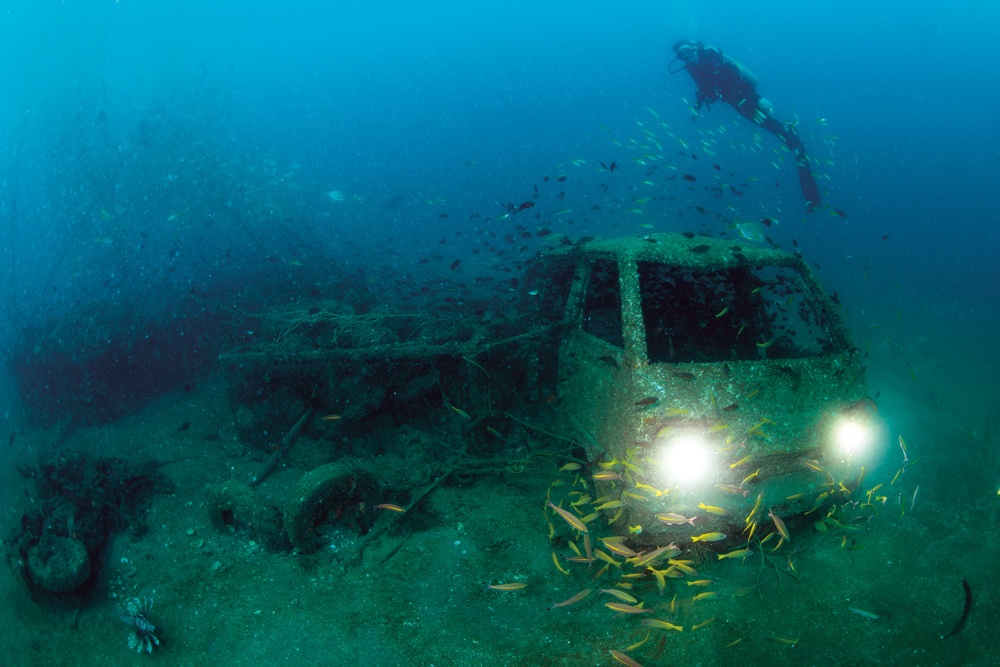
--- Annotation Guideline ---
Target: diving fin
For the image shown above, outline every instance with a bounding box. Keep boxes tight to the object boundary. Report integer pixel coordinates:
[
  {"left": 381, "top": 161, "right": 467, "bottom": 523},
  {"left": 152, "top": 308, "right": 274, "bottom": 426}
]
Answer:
[{"left": 799, "top": 165, "right": 821, "bottom": 212}]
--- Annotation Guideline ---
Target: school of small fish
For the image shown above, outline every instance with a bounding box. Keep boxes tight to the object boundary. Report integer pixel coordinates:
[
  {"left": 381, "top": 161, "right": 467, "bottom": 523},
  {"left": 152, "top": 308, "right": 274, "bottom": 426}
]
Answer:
[{"left": 481, "top": 414, "right": 909, "bottom": 663}]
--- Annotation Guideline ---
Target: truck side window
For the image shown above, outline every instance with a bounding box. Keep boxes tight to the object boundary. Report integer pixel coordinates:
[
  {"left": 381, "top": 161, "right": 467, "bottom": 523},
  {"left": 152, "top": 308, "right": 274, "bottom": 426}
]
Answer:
[{"left": 581, "top": 259, "right": 623, "bottom": 348}]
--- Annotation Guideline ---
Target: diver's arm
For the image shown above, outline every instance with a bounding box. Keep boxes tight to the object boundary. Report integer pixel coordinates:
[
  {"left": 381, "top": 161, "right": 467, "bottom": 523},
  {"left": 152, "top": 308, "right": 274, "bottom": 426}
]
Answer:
[
  {"left": 692, "top": 90, "right": 711, "bottom": 121},
  {"left": 695, "top": 87, "right": 719, "bottom": 110}
]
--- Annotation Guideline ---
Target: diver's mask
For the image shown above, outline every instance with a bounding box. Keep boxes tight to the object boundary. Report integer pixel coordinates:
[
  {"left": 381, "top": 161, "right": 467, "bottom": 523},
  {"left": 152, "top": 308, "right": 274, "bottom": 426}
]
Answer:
[
  {"left": 669, "top": 41, "right": 699, "bottom": 73},
  {"left": 677, "top": 44, "right": 697, "bottom": 62}
]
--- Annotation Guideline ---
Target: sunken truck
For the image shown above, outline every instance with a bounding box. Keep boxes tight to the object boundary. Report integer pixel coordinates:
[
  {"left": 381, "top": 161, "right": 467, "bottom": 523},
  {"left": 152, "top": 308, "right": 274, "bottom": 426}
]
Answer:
[{"left": 214, "top": 232, "right": 883, "bottom": 553}]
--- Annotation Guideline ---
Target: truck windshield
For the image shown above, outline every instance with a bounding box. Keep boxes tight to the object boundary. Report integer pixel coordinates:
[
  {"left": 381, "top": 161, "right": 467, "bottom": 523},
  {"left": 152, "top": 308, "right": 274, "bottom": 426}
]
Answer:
[{"left": 638, "top": 261, "right": 833, "bottom": 363}]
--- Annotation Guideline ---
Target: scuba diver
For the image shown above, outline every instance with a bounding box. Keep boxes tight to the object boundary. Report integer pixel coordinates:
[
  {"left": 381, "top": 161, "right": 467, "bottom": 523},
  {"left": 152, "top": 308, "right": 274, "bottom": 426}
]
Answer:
[{"left": 670, "top": 40, "right": 821, "bottom": 212}]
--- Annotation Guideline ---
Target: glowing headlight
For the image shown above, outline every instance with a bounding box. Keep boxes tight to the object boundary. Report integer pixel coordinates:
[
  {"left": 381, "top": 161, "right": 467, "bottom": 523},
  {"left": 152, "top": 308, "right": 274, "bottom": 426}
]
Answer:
[
  {"left": 660, "top": 435, "right": 710, "bottom": 485},
  {"left": 835, "top": 419, "right": 871, "bottom": 457}
]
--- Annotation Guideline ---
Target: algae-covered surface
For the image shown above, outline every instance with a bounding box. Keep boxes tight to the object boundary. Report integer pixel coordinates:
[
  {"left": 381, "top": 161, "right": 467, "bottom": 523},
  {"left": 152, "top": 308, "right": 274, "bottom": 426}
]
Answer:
[{"left": 2, "top": 345, "right": 998, "bottom": 667}]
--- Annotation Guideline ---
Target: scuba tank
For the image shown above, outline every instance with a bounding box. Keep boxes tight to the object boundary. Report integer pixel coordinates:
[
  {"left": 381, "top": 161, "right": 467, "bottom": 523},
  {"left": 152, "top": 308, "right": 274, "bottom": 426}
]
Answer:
[
  {"left": 700, "top": 46, "right": 760, "bottom": 89},
  {"left": 722, "top": 53, "right": 759, "bottom": 88}
]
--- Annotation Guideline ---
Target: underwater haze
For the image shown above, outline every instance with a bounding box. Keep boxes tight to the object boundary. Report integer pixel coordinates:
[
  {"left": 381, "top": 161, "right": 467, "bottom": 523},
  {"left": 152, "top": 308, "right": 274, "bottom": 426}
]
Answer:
[{"left": 1, "top": 1, "right": 998, "bottom": 666}]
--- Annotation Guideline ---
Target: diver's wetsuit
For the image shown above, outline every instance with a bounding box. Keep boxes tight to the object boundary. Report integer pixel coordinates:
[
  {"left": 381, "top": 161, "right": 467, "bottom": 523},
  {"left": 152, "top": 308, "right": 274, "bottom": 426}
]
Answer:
[{"left": 683, "top": 46, "right": 821, "bottom": 211}]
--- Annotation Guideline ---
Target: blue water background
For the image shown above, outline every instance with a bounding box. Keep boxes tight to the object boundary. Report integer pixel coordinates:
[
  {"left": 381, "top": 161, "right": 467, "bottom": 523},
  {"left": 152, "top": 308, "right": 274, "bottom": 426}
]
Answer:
[{"left": 0, "top": 0, "right": 997, "bottom": 412}]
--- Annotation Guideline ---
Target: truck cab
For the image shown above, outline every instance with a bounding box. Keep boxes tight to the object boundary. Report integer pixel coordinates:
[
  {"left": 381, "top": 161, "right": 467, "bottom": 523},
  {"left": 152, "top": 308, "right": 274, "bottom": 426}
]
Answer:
[{"left": 549, "top": 233, "right": 883, "bottom": 545}]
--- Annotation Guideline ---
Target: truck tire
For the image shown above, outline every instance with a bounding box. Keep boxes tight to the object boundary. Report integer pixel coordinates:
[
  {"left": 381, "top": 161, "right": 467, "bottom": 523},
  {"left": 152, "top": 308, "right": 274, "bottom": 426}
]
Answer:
[{"left": 283, "top": 463, "right": 381, "bottom": 553}]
